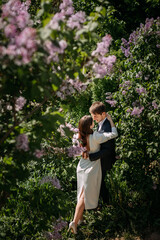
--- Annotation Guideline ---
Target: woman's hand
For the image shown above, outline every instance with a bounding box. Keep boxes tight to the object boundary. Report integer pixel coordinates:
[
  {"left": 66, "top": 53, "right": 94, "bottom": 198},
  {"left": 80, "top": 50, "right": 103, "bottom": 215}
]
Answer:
[
  {"left": 106, "top": 113, "right": 112, "bottom": 121},
  {"left": 82, "top": 150, "right": 89, "bottom": 159},
  {"left": 106, "top": 113, "right": 115, "bottom": 127}
]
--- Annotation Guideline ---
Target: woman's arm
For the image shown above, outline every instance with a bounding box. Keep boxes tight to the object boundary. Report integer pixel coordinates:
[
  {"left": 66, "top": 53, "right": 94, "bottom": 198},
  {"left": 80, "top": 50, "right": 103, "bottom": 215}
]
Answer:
[
  {"left": 82, "top": 114, "right": 117, "bottom": 160},
  {"left": 93, "top": 127, "right": 118, "bottom": 144},
  {"left": 93, "top": 114, "right": 118, "bottom": 144},
  {"left": 88, "top": 114, "right": 117, "bottom": 161}
]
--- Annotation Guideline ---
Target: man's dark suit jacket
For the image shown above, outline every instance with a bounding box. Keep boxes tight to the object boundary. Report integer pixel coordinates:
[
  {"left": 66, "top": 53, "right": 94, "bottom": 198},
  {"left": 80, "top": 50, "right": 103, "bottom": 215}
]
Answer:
[
  {"left": 89, "top": 118, "right": 116, "bottom": 170},
  {"left": 89, "top": 118, "right": 116, "bottom": 203}
]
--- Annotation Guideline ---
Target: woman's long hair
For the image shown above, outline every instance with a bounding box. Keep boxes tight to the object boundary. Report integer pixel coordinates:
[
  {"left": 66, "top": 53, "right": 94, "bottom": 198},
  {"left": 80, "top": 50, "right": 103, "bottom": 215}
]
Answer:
[{"left": 78, "top": 115, "right": 93, "bottom": 151}]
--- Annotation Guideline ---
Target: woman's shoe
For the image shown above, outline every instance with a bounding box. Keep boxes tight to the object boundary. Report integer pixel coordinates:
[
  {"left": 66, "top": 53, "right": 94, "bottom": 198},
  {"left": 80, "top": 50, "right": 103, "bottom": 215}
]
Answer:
[
  {"left": 68, "top": 221, "right": 77, "bottom": 234},
  {"left": 78, "top": 218, "right": 83, "bottom": 225}
]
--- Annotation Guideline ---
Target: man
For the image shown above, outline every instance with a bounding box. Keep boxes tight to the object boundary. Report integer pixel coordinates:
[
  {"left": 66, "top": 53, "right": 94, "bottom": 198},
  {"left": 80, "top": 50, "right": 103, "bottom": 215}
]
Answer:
[{"left": 88, "top": 101, "right": 116, "bottom": 204}]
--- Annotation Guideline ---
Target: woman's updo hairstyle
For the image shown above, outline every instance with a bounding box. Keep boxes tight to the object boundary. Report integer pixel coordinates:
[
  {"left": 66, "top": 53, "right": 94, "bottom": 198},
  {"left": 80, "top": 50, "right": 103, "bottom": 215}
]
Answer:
[{"left": 78, "top": 115, "right": 93, "bottom": 149}]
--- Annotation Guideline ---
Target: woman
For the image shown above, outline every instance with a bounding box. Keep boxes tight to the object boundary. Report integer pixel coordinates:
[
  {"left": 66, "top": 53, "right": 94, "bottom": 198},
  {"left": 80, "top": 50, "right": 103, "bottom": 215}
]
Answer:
[{"left": 68, "top": 114, "right": 118, "bottom": 234}]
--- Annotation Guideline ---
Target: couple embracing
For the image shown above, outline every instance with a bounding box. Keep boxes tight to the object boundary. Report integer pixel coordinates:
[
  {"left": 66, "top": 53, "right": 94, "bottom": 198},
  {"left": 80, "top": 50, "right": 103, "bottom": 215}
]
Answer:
[{"left": 69, "top": 101, "right": 118, "bottom": 234}]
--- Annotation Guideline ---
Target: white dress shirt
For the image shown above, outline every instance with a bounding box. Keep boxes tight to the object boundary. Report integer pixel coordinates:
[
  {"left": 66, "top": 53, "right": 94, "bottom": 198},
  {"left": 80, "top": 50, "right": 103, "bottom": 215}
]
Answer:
[{"left": 98, "top": 117, "right": 107, "bottom": 131}]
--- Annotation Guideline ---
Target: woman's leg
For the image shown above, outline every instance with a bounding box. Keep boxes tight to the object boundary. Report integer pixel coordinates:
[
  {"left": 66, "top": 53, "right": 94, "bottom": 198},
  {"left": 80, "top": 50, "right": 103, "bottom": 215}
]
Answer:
[{"left": 73, "top": 190, "right": 85, "bottom": 227}]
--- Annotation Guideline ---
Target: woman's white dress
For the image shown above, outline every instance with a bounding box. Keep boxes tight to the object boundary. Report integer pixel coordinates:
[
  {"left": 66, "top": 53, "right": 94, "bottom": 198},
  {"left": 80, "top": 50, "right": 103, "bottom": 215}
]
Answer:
[{"left": 77, "top": 127, "right": 118, "bottom": 209}]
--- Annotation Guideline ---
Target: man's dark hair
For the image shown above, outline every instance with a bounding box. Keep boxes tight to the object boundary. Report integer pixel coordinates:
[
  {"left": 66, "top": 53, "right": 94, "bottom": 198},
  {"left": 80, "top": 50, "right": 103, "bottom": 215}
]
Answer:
[{"left": 89, "top": 101, "right": 106, "bottom": 114}]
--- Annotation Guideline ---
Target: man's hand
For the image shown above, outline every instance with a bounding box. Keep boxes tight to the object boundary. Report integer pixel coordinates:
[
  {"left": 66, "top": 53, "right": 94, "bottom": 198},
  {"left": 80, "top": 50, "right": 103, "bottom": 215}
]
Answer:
[{"left": 82, "top": 150, "right": 89, "bottom": 159}]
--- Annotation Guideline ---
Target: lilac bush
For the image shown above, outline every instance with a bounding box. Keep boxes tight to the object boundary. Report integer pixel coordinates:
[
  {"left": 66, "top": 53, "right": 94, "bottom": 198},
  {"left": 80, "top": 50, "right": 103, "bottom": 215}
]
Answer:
[
  {"left": 0, "top": 1, "right": 117, "bottom": 238},
  {"left": 0, "top": 0, "right": 116, "bottom": 176},
  {"left": 104, "top": 17, "right": 160, "bottom": 232}
]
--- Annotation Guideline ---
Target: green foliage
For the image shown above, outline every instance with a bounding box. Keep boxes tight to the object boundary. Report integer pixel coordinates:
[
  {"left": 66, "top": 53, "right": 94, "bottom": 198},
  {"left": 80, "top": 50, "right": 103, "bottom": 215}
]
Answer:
[
  {"left": 0, "top": 0, "right": 105, "bottom": 199},
  {"left": 0, "top": 0, "right": 160, "bottom": 239},
  {"left": 73, "top": 0, "right": 126, "bottom": 44},
  {"left": 73, "top": 0, "right": 160, "bottom": 43},
  {"left": 63, "top": 16, "right": 160, "bottom": 238},
  {"left": 0, "top": 0, "right": 112, "bottom": 237},
  {"left": 105, "top": 17, "right": 160, "bottom": 234},
  {"left": 0, "top": 179, "right": 68, "bottom": 239},
  {"left": 91, "top": 73, "right": 118, "bottom": 111}
]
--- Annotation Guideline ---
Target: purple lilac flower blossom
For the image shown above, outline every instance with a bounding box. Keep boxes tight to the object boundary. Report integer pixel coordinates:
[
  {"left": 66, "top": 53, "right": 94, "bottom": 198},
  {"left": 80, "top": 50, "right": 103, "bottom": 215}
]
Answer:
[
  {"left": 136, "top": 71, "right": 142, "bottom": 78},
  {"left": 92, "top": 34, "right": 112, "bottom": 57},
  {"left": 68, "top": 130, "right": 87, "bottom": 157},
  {"left": 121, "top": 37, "right": 130, "bottom": 58},
  {"left": 34, "top": 149, "right": 44, "bottom": 158},
  {"left": 131, "top": 106, "right": 144, "bottom": 117},
  {"left": 60, "top": 0, "right": 74, "bottom": 16},
  {"left": 152, "top": 100, "right": 158, "bottom": 109},
  {"left": 44, "top": 232, "right": 54, "bottom": 240},
  {"left": 92, "top": 63, "right": 108, "bottom": 78},
  {"left": 122, "top": 90, "right": 126, "bottom": 95},
  {"left": 98, "top": 55, "right": 116, "bottom": 73},
  {"left": 124, "top": 81, "right": 131, "bottom": 86},
  {"left": 56, "top": 78, "right": 88, "bottom": 99},
  {"left": 67, "top": 11, "right": 86, "bottom": 29},
  {"left": 65, "top": 123, "right": 78, "bottom": 133},
  {"left": 105, "top": 92, "right": 112, "bottom": 99},
  {"left": 2, "top": 0, "right": 32, "bottom": 27},
  {"left": 68, "top": 145, "right": 85, "bottom": 157},
  {"left": 47, "top": 0, "right": 74, "bottom": 31},
  {"left": 4, "top": 24, "right": 17, "bottom": 37},
  {"left": 15, "top": 27, "right": 37, "bottom": 51},
  {"left": 60, "top": 0, "right": 73, "bottom": 10},
  {"left": 45, "top": 218, "right": 67, "bottom": 240},
  {"left": 119, "top": 80, "right": 131, "bottom": 88},
  {"left": 59, "top": 40, "right": 67, "bottom": 51},
  {"left": 15, "top": 96, "right": 26, "bottom": 111},
  {"left": 72, "top": 133, "right": 79, "bottom": 146},
  {"left": 106, "top": 100, "right": 117, "bottom": 107},
  {"left": 105, "top": 92, "right": 117, "bottom": 107},
  {"left": 121, "top": 18, "right": 156, "bottom": 58},
  {"left": 144, "top": 18, "right": 154, "bottom": 31},
  {"left": 40, "top": 176, "right": 61, "bottom": 189},
  {"left": 127, "top": 108, "right": 131, "bottom": 113},
  {"left": 136, "top": 87, "right": 147, "bottom": 95},
  {"left": 144, "top": 75, "right": 149, "bottom": 80},
  {"left": 54, "top": 218, "right": 68, "bottom": 231},
  {"left": 58, "top": 122, "right": 78, "bottom": 137},
  {"left": 44, "top": 39, "right": 67, "bottom": 63},
  {"left": 48, "top": 12, "right": 65, "bottom": 30},
  {"left": 1, "top": 0, "right": 36, "bottom": 65},
  {"left": 16, "top": 134, "right": 29, "bottom": 151}
]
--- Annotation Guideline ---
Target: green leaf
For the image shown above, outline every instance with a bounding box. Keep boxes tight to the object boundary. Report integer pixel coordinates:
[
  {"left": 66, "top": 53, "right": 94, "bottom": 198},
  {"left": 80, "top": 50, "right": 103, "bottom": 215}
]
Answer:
[
  {"left": 3, "top": 157, "right": 12, "bottom": 165},
  {"left": 128, "top": 151, "right": 132, "bottom": 157},
  {"left": 39, "top": 27, "right": 52, "bottom": 40},
  {"left": 40, "top": 112, "right": 65, "bottom": 133},
  {"left": 78, "top": 71, "right": 85, "bottom": 81},
  {"left": 42, "top": 14, "right": 54, "bottom": 26},
  {"left": 86, "top": 21, "right": 98, "bottom": 32},
  {"left": 50, "top": 73, "right": 62, "bottom": 89},
  {"left": 52, "top": 84, "right": 58, "bottom": 91},
  {"left": 100, "top": 7, "right": 107, "bottom": 17},
  {"left": 63, "top": 127, "right": 74, "bottom": 138},
  {"left": 95, "top": 6, "right": 103, "bottom": 12}
]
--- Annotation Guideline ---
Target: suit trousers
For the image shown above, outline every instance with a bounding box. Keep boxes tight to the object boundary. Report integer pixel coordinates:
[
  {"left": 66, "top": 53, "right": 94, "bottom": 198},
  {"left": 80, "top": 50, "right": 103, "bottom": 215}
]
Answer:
[{"left": 100, "top": 170, "right": 109, "bottom": 204}]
